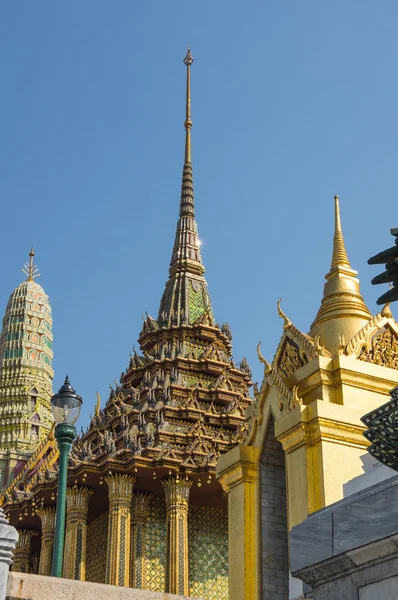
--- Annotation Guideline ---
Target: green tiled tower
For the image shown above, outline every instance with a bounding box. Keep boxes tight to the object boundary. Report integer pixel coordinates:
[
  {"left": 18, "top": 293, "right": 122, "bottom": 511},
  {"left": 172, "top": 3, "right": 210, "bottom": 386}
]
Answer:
[{"left": 0, "top": 250, "right": 53, "bottom": 487}]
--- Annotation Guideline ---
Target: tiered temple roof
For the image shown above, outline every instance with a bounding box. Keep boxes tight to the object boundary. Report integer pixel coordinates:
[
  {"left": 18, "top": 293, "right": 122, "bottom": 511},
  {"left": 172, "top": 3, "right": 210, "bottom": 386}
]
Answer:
[{"left": 1, "top": 49, "right": 252, "bottom": 524}]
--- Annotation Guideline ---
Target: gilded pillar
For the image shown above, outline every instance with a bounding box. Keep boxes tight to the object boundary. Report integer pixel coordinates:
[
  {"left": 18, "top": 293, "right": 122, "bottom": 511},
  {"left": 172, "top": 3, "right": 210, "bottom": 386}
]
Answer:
[
  {"left": 216, "top": 445, "right": 260, "bottom": 600},
  {"left": 63, "top": 486, "right": 93, "bottom": 580},
  {"left": 12, "top": 529, "right": 37, "bottom": 573},
  {"left": 36, "top": 507, "right": 56, "bottom": 576},
  {"left": 130, "top": 492, "right": 150, "bottom": 588},
  {"left": 162, "top": 476, "right": 192, "bottom": 595},
  {"left": 105, "top": 473, "right": 135, "bottom": 586}
]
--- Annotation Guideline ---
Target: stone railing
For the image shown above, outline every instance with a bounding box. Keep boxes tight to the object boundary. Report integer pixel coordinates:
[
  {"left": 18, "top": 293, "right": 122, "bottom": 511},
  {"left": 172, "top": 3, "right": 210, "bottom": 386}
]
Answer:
[{"left": 7, "top": 572, "right": 204, "bottom": 600}]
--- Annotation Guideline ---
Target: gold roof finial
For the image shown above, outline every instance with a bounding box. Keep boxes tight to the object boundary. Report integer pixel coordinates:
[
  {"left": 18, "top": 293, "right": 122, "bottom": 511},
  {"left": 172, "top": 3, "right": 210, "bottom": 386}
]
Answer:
[
  {"left": 22, "top": 249, "right": 40, "bottom": 281},
  {"left": 95, "top": 391, "right": 101, "bottom": 417},
  {"left": 183, "top": 47, "right": 193, "bottom": 164},
  {"left": 309, "top": 195, "right": 372, "bottom": 353},
  {"left": 331, "top": 195, "right": 351, "bottom": 269}
]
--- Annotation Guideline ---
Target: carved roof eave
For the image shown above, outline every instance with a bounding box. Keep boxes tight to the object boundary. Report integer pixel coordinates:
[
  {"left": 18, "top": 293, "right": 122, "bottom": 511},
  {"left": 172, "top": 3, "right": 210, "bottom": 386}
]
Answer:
[
  {"left": 244, "top": 361, "right": 302, "bottom": 447},
  {"left": 0, "top": 426, "right": 56, "bottom": 502},
  {"left": 2, "top": 446, "right": 231, "bottom": 508},
  {"left": 344, "top": 312, "right": 398, "bottom": 357},
  {"left": 138, "top": 321, "right": 232, "bottom": 351},
  {"left": 272, "top": 302, "right": 332, "bottom": 369}
]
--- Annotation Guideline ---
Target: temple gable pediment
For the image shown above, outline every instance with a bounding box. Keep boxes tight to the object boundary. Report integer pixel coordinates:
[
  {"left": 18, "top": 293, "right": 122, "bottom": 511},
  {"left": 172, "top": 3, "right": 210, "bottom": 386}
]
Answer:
[
  {"left": 276, "top": 336, "right": 308, "bottom": 379},
  {"left": 345, "top": 312, "right": 398, "bottom": 370},
  {"left": 273, "top": 300, "right": 331, "bottom": 383}
]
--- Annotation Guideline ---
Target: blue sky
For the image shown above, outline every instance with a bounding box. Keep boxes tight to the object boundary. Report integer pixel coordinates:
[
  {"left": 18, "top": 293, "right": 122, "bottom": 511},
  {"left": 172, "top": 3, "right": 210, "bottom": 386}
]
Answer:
[{"left": 1, "top": 2, "right": 397, "bottom": 427}]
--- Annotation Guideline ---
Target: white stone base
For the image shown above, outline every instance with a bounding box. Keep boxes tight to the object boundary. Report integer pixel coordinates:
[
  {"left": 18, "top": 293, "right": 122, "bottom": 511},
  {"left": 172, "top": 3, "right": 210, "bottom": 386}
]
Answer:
[{"left": 7, "top": 572, "right": 203, "bottom": 600}]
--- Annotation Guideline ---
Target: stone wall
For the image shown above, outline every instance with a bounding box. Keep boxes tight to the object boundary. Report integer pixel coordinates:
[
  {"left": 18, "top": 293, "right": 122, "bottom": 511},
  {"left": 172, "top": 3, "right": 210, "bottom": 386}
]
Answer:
[
  {"left": 290, "top": 474, "right": 398, "bottom": 600},
  {"left": 6, "top": 572, "right": 204, "bottom": 600},
  {"left": 260, "top": 417, "right": 289, "bottom": 600}
]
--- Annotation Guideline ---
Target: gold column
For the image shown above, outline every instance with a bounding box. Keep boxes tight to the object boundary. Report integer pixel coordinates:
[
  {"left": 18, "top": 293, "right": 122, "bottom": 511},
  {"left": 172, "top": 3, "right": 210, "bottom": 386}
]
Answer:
[
  {"left": 12, "top": 529, "right": 37, "bottom": 573},
  {"left": 162, "top": 476, "right": 192, "bottom": 595},
  {"left": 216, "top": 445, "right": 260, "bottom": 600},
  {"left": 105, "top": 473, "right": 135, "bottom": 587},
  {"left": 130, "top": 492, "right": 150, "bottom": 589},
  {"left": 36, "top": 507, "right": 56, "bottom": 576},
  {"left": 63, "top": 486, "right": 93, "bottom": 580}
]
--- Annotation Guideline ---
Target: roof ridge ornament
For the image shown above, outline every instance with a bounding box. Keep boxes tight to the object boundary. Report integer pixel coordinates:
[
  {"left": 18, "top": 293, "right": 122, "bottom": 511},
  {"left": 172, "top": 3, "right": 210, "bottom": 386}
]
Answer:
[{"left": 22, "top": 249, "right": 40, "bottom": 281}]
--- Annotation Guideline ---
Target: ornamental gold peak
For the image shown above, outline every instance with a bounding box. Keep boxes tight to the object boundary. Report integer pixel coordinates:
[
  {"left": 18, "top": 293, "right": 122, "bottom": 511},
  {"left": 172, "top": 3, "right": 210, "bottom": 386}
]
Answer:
[{"left": 309, "top": 195, "right": 373, "bottom": 353}]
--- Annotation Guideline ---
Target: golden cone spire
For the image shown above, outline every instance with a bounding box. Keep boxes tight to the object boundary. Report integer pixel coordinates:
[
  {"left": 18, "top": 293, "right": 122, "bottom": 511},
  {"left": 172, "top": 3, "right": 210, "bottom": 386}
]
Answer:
[
  {"left": 331, "top": 196, "right": 351, "bottom": 269},
  {"left": 309, "top": 195, "right": 372, "bottom": 353},
  {"left": 157, "top": 48, "right": 212, "bottom": 328}
]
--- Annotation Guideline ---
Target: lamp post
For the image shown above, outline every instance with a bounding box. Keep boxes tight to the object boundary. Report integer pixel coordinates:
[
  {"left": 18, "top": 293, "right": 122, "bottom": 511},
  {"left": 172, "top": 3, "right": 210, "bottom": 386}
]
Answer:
[{"left": 51, "top": 376, "right": 83, "bottom": 577}]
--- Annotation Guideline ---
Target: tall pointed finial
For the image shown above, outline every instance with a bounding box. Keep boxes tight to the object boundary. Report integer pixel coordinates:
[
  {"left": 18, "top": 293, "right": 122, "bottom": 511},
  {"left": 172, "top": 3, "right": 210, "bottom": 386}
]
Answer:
[
  {"left": 309, "top": 195, "right": 372, "bottom": 353},
  {"left": 22, "top": 249, "right": 40, "bottom": 281},
  {"left": 95, "top": 391, "right": 101, "bottom": 417},
  {"left": 183, "top": 48, "right": 194, "bottom": 164},
  {"left": 178, "top": 48, "right": 196, "bottom": 220},
  {"left": 331, "top": 195, "right": 351, "bottom": 269}
]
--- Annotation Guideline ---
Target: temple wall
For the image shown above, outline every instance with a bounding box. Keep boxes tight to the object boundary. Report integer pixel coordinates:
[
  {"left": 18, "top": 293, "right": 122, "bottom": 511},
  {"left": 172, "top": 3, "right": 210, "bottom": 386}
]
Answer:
[
  {"left": 260, "top": 418, "right": 289, "bottom": 600},
  {"left": 86, "top": 511, "right": 108, "bottom": 583},
  {"left": 78, "top": 496, "right": 227, "bottom": 597},
  {"left": 188, "top": 505, "right": 228, "bottom": 600},
  {"left": 145, "top": 496, "right": 167, "bottom": 592}
]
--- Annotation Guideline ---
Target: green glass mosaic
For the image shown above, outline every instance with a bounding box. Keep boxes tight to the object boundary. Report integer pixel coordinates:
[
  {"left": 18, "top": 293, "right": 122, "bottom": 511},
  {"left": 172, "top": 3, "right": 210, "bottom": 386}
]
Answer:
[{"left": 188, "top": 505, "right": 228, "bottom": 600}]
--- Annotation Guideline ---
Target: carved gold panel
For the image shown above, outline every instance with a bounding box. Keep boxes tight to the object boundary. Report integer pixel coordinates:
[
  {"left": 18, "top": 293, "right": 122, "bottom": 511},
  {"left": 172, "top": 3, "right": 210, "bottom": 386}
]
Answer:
[{"left": 359, "top": 326, "right": 398, "bottom": 370}]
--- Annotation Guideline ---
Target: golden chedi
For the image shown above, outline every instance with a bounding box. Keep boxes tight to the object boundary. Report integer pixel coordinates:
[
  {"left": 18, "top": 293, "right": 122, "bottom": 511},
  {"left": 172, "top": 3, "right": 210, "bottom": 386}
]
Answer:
[{"left": 217, "top": 196, "right": 398, "bottom": 600}]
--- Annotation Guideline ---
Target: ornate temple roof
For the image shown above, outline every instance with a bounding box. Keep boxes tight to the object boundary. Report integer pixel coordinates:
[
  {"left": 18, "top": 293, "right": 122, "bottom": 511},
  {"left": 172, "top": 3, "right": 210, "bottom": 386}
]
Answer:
[
  {"left": 309, "top": 196, "right": 372, "bottom": 353},
  {"left": 1, "top": 50, "right": 252, "bottom": 515}
]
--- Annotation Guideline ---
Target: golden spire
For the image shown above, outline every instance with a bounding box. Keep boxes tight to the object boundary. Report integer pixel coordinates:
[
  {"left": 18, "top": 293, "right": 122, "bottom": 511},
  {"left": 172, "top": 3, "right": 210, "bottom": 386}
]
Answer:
[
  {"left": 183, "top": 48, "right": 193, "bottom": 164},
  {"left": 331, "top": 196, "right": 351, "bottom": 269},
  {"left": 157, "top": 48, "right": 212, "bottom": 328},
  {"left": 178, "top": 48, "right": 196, "bottom": 220},
  {"left": 309, "top": 196, "right": 372, "bottom": 353},
  {"left": 22, "top": 249, "right": 40, "bottom": 281}
]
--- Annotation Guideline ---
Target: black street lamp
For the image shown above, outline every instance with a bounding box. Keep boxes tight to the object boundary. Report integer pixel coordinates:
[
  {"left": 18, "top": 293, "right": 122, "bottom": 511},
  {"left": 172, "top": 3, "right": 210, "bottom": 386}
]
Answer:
[{"left": 51, "top": 376, "right": 83, "bottom": 577}]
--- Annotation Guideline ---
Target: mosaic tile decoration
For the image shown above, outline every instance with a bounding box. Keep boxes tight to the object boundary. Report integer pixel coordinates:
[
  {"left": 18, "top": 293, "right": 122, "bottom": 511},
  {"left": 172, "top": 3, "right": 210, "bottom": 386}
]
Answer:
[
  {"left": 188, "top": 505, "right": 228, "bottom": 600},
  {"left": 86, "top": 511, "right": 108, "bottom": 583},
  {"left": 145, "top": 496, "right": 167, "bottom": 592}
]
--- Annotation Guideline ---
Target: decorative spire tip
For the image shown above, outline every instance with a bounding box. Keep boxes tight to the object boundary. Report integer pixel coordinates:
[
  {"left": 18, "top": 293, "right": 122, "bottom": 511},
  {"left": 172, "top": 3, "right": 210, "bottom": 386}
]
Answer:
[
  {"left": 22, "top": 249, "right": 40, "bottom": 281},
  {"left": 330, "top": 195, "right": 351, "bottom": 269},
  {"left": 183, "top": 47, "right": 194, "bottom": 66}
]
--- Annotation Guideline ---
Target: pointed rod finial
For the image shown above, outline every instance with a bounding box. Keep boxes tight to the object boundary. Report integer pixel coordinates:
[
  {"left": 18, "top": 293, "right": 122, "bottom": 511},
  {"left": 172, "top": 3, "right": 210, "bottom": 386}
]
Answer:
[
  {"left": 330, "top": 195, "right": 351, "bottom": 270},
  {"left": 22, "top": 248, "right": 40, "bottom": 281},
  {"left": 183, "top": 47, "right": 193, "bottom": 164}
]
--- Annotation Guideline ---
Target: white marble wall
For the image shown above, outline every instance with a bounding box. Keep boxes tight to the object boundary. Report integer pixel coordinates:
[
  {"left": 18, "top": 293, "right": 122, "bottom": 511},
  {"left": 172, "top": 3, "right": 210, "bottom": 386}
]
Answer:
[
  {"left": 343, "top": 452, "right": 396, "bottom": 497},
  {"left": 359, "top": 575, "right": 398, "bottom": 600}
]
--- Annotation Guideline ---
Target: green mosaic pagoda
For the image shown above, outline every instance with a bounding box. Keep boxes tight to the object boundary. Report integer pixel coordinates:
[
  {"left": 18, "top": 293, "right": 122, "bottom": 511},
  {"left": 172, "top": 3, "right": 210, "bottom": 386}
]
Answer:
[{"left": 0, "top": 250, "right": 53, "bottom": 487}]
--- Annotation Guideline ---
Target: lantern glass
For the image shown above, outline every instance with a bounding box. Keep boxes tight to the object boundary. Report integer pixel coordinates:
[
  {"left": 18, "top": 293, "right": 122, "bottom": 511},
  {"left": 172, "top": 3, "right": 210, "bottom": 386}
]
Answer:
[{"left": 51, "top": 376, "right": 83, "bottom": 425}]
